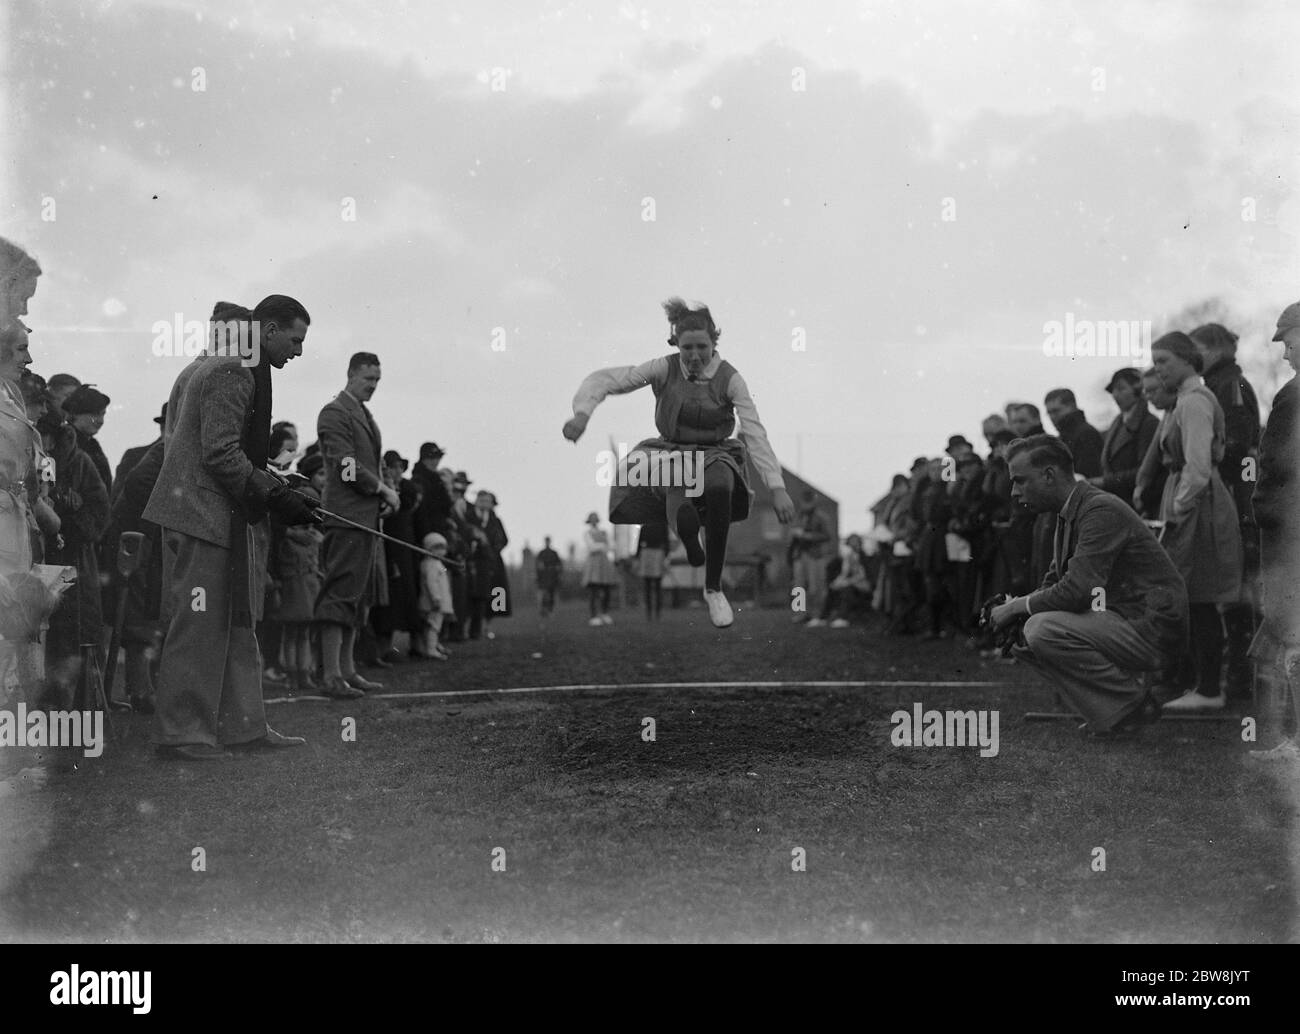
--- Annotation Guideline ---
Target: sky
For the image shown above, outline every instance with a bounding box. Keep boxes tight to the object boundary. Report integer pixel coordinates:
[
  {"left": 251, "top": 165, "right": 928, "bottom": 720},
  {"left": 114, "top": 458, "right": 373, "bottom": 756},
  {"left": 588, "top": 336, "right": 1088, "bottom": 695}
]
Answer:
[{"left": 4, "top": 0, "right": 1299, "bottom": 563}]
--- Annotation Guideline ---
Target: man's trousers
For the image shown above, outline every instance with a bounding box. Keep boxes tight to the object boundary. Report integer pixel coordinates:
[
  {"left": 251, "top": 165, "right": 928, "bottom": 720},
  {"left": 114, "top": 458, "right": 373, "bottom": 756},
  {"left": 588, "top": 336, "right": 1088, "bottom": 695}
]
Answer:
[
  {"left": 1021, "top": 610, "right": 1166, "bottom": 731},
  {"left": 153, "top": 528, "right": 266, "bottom": 747}
]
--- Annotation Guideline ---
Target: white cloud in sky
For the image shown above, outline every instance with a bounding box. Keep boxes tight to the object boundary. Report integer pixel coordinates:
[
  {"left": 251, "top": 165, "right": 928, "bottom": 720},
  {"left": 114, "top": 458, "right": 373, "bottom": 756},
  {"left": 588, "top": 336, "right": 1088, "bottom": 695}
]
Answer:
[{"left": 4, "top": 0, "right": 1298, "bottom": 558}]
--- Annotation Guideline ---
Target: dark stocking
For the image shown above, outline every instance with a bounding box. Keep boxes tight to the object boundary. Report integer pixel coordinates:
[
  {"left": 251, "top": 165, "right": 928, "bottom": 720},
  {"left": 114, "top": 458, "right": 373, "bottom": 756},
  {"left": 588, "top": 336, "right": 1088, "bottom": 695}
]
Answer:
[
  {"left": 702, "top": 464, "right": 734, "bottom": 592},
  {"left": 1190, "top": 603, "right": 1224, "bottom": 696}
]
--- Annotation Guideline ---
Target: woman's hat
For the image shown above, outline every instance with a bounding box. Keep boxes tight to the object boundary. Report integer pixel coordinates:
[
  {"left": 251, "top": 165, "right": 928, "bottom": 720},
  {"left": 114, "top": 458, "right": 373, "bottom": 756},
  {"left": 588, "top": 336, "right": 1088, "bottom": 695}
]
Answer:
[
  {"left": 61, "top": 384, "right": 110, "bottom": 415},
  {"left": 452, "top": 470, "right": 471, "bottom": 487},
  {"left": 383, "top": 449, "right": 409, "bottom": 472},
  {"left": 422, "top": 532, "right": 448, "bottom": 553},
  {"left": 1105, "top": 367, "right": 1142, "bottom": 393},
  {"left": 1272, "top": 303, "right": 1300, "bottom": 342},
  {"left": 475, "top": 490, "right": 496, "bottom": 507},
  {"left": 18, "top": 371, "right": 54, "bottom": 407},
  {"left": 1150, "top": 332, "right": 1203, "bottom": 372},
  {"left": 586, "top": 511, "right": 600, "bottom": 523}
]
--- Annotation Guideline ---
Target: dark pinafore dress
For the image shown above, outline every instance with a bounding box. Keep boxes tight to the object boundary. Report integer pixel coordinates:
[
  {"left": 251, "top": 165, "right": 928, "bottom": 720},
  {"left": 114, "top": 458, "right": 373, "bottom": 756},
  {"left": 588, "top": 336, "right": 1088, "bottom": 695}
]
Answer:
[{"left": 607, "top": 353, "right": 754, "bottom": 525}]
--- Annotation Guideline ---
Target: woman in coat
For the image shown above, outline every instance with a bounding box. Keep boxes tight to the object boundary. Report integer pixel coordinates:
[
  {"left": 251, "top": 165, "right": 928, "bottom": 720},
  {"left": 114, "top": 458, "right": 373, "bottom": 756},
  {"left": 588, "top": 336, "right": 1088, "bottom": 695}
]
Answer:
[
  {"left": 1150, "top": 332, "right": 1242, "bottom": 712},
  {"left": 913, "top": 458, "right": 955, "bottom": 639},
  {"left": 580, "top": 512, "right": 618, "bottom": 626},
  {"left": 103, "top": 437, "right": 165, "bottom": 712},
  {"left": 0, "top": 320, "right": 53, "bottom": 578},
  {"left": 38, "top": 412, "right": 109, "bottom": 707},
  {"left": 373, "top": 451, "right": 423, "bottom": 661},
  {"left": 466, "top": 490, "right": 510, "bottom": 639}
]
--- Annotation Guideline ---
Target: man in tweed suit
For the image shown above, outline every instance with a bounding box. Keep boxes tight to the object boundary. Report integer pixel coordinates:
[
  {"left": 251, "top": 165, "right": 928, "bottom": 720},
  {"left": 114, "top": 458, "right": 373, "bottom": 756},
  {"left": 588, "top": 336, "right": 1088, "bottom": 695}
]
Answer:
[
  {"left": 314, "top": 351, "right": 398, "bottom": 699},
  {"left": 143, "top": 296, "right": 320, "bottom": 760},
  {"left": 989, "top": 435, "right": 1188, "bottom": 736}
]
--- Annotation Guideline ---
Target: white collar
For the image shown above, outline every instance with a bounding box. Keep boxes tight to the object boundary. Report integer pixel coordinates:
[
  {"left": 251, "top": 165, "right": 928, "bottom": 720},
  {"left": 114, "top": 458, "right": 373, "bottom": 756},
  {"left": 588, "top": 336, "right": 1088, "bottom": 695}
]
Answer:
[{"left": 678, "top": 352, "right": 722, "bottom": 382}]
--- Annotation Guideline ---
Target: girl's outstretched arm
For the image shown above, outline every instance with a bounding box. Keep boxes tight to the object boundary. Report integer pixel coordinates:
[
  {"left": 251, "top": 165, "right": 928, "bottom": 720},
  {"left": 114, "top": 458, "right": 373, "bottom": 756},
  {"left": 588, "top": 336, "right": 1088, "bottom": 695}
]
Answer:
[
  {"left": 563, "top": 358, "right": 669, "bottom": 441},
  {"left": 727, "top": 371, "right": 796, "bottom": 522}
]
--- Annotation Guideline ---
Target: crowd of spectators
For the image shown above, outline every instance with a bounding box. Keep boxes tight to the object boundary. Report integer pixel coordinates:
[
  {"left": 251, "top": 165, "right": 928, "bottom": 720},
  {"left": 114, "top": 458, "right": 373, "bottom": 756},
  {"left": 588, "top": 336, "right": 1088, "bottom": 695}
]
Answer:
[
  {"left": 0, "top": 237, "right": 513, "bottom": 712},
  {"left": 794, "top": 324, "right": 1295, "bottom": 740}
]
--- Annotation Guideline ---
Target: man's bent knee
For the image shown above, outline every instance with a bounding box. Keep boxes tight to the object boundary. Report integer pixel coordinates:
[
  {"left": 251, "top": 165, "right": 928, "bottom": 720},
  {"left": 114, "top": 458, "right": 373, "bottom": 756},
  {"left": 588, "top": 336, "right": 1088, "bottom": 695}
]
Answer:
[{"left": 1022, "top": 612, "right": 1051, "bottom": 649}]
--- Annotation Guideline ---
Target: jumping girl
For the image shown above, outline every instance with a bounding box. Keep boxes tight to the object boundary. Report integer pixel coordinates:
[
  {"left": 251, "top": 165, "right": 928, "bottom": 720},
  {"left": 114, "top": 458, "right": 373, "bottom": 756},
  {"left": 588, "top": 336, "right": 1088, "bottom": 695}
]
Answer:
[{"left": 563, "top": 297, "right": 795, "bottom": 627}]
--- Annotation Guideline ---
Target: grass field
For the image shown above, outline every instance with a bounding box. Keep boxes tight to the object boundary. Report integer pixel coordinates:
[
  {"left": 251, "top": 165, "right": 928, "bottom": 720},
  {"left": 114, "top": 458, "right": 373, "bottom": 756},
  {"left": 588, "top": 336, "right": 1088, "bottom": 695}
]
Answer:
[{"left": 1, "top": 596, "right": 1295, "bottom": 943}]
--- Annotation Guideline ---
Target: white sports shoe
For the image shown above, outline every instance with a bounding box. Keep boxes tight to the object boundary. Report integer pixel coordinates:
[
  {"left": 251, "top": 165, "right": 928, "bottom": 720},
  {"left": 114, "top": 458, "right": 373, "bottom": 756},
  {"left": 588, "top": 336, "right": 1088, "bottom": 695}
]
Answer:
[
  {"left": 601, "top": 613, "right": 614, "bottom": 625},
  {"left": 1161, "top": 690, "right": 1226, "bottom": 713},
  {"left": 703, "top": 589, "right": 734, "bottom": 628},
  {"left": 806, "top": 618, "right": 827, "bottom": 628},
  {"left": 588, "top": 616, "right": 603, "bottom": 627},
  {"left": 830, "top": 618, "right": 850, "bottom": 629},
  {"left": 1247, "top": 738, "right": 1300, "bottom": 763}
]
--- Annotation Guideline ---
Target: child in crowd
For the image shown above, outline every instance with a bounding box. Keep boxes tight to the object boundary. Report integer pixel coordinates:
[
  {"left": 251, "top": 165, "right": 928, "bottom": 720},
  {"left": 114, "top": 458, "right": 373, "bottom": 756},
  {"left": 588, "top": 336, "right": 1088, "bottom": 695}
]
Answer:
[
  {"left": 260, "top": 422, "right": 301, "bottom": 685},
  {"left": 275, "top": 452, "right": 326, "bottom": 693},
  {"left": 418, "top": 532, "right": 453, "bottom": 660}
]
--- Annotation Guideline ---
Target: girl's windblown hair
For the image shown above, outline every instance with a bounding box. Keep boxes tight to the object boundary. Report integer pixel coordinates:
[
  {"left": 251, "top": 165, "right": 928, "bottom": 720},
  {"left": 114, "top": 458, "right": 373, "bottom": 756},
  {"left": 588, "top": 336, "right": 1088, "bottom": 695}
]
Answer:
[{"left": 662, "top": 297, "right": 721, "bottom": 343}]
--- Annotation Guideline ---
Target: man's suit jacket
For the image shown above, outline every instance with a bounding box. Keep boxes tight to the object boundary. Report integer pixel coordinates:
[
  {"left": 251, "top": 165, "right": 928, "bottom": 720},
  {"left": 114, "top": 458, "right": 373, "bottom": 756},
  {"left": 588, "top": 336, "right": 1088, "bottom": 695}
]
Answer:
[
  {"left": 1052, "top": 409, "right": 1104, "bottom": 478},
  {"left": 1026, "top": 481, "right": 1188, "bottom": 656},
  {"left": 111, "top": 438, "right": 160, "bottom": 505},
  {"left": 1098, "top": 405, "right": 1159, "bottom": 505},
  {"left": 142, "top": 356, "right": 275, "bottom": 548},
  {"left": 317, "top": 390, "right": 382, "bottom": 529}
]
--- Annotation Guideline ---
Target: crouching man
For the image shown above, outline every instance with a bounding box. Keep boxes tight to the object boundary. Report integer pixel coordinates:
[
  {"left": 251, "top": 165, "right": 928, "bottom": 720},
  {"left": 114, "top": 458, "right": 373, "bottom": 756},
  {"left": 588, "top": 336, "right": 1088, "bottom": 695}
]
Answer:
[{"left": 989, "top": 435, "right": 1188, "bottom": 735}]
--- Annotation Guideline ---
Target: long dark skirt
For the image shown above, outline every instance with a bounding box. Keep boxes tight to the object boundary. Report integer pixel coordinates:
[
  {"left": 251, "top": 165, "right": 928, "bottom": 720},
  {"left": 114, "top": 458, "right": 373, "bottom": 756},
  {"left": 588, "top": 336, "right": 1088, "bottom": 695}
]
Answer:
[{"left": 608, "top": 438, "right": 753, "bottom": 525}]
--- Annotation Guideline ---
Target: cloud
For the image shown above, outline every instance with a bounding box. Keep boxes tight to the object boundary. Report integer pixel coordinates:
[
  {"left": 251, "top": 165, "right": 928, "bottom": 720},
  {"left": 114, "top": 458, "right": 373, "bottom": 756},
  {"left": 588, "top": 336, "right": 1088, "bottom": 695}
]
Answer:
[{"left": 8, "top": 2, "right": 1298, "bottom": 554}]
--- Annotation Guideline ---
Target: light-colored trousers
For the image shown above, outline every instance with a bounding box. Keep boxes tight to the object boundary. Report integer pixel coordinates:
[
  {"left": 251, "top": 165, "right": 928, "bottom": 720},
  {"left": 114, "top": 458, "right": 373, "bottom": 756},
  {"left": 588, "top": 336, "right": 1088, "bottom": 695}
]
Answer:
[
  {"left": 154, "top": 528, "right": 266, "bottom": 747},
  {"left": 1021, "top": 610, "right": 1166, "bottom": 731},
  {"left": 421, "top": 611, "right": 444, "bottom": 656},
  {"left": 792, "top": 554, "right": 827, "bottom": 611}
]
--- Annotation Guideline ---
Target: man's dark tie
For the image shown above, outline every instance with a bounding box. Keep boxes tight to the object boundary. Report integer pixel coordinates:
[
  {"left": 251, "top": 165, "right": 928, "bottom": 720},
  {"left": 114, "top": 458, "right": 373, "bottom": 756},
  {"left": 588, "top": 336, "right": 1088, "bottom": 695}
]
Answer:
[
  {"left": 1053, "top": 513, "right": 1068, "bottom": 576},
  {"left": 360, "top": 402, "right": 379, "bottom": 440}
]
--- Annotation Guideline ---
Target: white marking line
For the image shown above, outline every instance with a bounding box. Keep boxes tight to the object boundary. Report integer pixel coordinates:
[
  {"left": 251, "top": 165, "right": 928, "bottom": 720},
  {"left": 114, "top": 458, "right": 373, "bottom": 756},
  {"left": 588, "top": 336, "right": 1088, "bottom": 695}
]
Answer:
[{"left": 265, "top": 680, "right": 1010, "bottom": 705}]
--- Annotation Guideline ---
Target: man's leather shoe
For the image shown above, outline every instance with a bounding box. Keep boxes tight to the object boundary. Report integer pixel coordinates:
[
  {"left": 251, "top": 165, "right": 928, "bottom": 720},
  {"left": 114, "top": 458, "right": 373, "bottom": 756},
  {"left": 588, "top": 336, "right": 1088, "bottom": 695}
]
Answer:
[
  {"left": 346, "top": 673, "right": 384, "bottom": 693},
  {"left": 320, "top": 676, "right": 364, "bottom": 700},
  {"left": 157, "top": 743, "right": 233, "bottom": 761},
  {"left": 236, "top": 727, "right": 307, "bottom": 750}
]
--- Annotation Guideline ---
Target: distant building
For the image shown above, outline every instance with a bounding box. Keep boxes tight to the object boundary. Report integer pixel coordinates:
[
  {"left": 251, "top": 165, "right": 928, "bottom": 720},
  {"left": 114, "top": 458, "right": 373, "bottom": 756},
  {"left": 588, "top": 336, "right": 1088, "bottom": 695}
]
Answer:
[{"left": 730, "top": 462, "right": 839, "bottom": 585}]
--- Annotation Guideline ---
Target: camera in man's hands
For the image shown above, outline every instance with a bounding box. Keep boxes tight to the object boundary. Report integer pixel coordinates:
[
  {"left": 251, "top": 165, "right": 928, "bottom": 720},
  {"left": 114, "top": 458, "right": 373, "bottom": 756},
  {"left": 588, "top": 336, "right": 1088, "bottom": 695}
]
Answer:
[{"left": 979, "top": 593, "right": 1028, "bottom": 658}]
